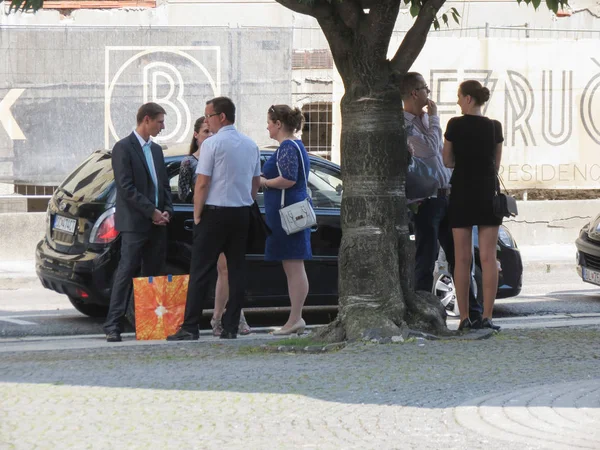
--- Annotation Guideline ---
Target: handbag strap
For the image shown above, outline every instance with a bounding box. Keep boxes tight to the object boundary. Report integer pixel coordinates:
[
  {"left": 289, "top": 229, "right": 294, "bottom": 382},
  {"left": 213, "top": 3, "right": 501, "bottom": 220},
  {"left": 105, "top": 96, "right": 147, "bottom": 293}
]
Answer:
[
  {"left": 277, "top": 139, "right": 309, "bottom": 209},
  {"left": 491, "top": 119, "right": 510, "bottom": 196}
]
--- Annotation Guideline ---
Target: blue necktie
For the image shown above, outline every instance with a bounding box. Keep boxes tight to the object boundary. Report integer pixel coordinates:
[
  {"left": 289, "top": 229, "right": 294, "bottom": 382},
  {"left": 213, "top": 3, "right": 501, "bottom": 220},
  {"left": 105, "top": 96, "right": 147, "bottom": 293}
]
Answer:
[{"left": 142, "top": 142, "right": 159, "bottom": 207}]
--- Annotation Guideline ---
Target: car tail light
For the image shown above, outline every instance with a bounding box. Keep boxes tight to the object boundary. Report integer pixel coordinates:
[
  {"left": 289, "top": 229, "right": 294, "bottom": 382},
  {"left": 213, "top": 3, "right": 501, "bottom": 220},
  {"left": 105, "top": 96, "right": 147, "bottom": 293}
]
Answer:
[
  {"left": 90, "top": 207, "right": 119, "bottom": 244},
  {"left": 76, "top": 288, "right": 89, "bottom": 298}
]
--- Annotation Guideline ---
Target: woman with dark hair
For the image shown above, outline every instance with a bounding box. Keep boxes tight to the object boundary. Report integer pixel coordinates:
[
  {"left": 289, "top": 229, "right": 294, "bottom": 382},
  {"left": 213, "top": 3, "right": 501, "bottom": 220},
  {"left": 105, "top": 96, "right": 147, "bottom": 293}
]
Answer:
[
  {"left": 260, "top": 104, "right": 312, "bottom": 335},
  {"left": 178, "top": 117, "right": 210, "bottom": 203},
  {"left": 442, "top": 80, "right": 503, "bottom": 332},
  {"left": 178, "top": 116, "right": 251, "bottom": 336}
]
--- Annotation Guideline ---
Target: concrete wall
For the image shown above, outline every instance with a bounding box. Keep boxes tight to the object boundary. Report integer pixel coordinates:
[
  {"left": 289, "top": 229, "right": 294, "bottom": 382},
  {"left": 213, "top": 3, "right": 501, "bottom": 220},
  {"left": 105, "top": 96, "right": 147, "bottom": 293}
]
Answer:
[
  {"left": 0, "top": 26, "right": 292, "bottom": 185},
  {"left": 505, "top": 199, "right": 600, "bottom": 246},
  {"left": 0, "top": 212, "right": 45, "bottom": 261},
  {"left": 1, "top": 200, "right": 598, "bottom": 260}
]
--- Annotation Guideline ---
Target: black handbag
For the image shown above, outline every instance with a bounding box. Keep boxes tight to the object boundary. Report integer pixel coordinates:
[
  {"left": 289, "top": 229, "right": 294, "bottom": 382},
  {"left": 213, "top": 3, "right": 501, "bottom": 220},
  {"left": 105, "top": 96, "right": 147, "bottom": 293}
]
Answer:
[{"left": 493, "top": 175, "right": 518, "bottom": 219}]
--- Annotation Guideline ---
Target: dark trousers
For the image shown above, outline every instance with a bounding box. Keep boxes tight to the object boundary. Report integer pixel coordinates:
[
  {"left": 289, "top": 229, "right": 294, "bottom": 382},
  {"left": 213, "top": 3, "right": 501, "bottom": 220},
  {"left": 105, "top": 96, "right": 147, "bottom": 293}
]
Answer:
[
  {"left": 181, "top": 206, "right": 250, "bottom": 334},
  {"left": 413, "top": 196, "right": 483, "bottom": 320},
  {"left": 104, "top": 226, "right": 167, "bottom": 333}
]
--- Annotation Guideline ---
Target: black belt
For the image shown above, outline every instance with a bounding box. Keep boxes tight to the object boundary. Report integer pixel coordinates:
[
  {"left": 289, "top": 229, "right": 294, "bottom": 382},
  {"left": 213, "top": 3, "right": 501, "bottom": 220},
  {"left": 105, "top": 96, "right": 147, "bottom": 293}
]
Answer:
[
  {"left": 437, "top": 188, "right": 450, "bottom": 197},
  {"left": 204, "top": 205, "right": 250, "bottom": 210}
]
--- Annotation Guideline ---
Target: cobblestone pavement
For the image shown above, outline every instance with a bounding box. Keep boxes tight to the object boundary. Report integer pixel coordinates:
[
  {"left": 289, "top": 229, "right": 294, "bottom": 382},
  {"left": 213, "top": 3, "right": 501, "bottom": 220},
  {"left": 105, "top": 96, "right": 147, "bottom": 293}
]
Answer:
[{"left": 1, "top": 326, "right": 599, "bottom": 450}]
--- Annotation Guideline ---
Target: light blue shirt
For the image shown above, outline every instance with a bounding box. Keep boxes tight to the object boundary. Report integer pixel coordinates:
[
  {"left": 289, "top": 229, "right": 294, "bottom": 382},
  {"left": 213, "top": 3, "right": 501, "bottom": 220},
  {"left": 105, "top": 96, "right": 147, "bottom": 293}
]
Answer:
[
  {"left": 133, "top": 130, "right": 158, "bottom": 206},
  {"left": 197, "top": 125, "right": 260, "bottom": 207}
]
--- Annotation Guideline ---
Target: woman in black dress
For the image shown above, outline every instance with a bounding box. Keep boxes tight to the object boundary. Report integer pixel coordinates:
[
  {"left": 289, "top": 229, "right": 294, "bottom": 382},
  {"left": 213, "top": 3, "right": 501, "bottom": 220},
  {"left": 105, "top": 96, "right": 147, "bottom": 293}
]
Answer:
[{"left": 442, "top": 80, "right": 503, "bottom": 331}]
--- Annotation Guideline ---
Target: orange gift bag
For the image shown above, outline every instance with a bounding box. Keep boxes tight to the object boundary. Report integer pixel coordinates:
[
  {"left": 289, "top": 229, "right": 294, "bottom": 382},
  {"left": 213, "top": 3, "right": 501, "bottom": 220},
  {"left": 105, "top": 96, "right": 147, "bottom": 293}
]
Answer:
[{"left": 132, "top": 274, "right": 189, "bottom": 340}]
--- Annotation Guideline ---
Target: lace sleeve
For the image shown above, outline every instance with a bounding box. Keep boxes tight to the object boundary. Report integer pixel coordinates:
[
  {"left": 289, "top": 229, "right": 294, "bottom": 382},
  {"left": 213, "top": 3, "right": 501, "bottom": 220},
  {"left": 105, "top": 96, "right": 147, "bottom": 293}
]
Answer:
[
  {"left": 178, "top": 158, "right": 193, "bottom": 202},
  {"left": 277, "top": 141, "right": 300, "bottom": 182}
]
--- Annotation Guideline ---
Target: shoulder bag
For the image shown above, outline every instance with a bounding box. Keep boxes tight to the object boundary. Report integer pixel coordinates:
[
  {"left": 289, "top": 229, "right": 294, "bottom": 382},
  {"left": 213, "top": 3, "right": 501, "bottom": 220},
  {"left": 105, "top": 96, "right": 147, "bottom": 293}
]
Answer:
[
  {"left": 493, "top": 174, "right": 518, "bottom": 219},
  {"left": 277, "top": 140, "right": 317, "bottom": 235},
  {"left": 490, "top": 120, "right": 518, "bottom": 219}
]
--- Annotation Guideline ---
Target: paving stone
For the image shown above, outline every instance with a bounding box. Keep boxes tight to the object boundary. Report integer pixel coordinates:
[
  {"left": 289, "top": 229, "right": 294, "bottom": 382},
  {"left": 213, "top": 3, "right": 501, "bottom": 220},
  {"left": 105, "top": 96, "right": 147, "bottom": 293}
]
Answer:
[{"left": 0, "top": 326, "right": 599, "bottom": 449}]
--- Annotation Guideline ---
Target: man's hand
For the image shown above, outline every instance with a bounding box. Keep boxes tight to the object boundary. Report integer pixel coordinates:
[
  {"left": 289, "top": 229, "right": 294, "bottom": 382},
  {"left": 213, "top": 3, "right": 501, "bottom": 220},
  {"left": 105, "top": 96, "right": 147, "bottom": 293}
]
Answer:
[
  {"left": 152, "top": 209, "right": 168, "bottom": 226},
  {"left": 426, "top": 99, "right": 438, "bottom": 116},
  {"left": 194, "top": 216, "right": 201, "bottom": 225},
  {"left": 161, "top": 211, "right": 170, "bottom": 223},
  {"left": 260, "top": 176, "right": 269, "bottom": 189}
]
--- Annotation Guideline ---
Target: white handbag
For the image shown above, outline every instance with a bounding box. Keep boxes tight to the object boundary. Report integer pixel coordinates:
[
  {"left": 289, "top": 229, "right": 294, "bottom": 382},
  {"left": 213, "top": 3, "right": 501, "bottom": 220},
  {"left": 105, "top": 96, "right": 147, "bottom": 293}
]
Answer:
[{"left": 277, "top": 140, "right": 317, "bottom": 235}]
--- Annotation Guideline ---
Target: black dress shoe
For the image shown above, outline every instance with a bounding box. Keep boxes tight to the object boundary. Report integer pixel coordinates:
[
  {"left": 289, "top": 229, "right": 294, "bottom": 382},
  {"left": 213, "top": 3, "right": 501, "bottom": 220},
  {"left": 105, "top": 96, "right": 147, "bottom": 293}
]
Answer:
[
  {"left": 219, "top": 330, "right": 237, "bottom": 339},
  {"left": 482, "top": 318, "right": 501, "bottom": 331},
  {"left": 106, "top": 331, "right": 122, "bottom": 343},
  {"left": 457, "top": 318, "right": 472, "bottom": 331},
  {"left": 166, "top": 328, "right": 199, "bottom": 341},
  {"left": 470, "top": 317, "right": 483, "bottom": 329}
]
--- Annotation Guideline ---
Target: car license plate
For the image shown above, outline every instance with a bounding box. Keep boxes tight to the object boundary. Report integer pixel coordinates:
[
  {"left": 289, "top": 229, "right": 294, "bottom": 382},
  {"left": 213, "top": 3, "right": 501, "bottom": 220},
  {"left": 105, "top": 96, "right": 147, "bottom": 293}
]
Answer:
[
  {"left": 582, "top": 267, "right": 600, "bottom": 286},
  {"left": 53, "top": 215, "right": 77, "bottom": 234}
]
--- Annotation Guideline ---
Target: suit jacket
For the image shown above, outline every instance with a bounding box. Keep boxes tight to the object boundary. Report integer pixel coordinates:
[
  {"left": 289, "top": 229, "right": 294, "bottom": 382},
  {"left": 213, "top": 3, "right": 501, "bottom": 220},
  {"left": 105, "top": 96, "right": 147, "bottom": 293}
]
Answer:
[{"left": 111, "top": 132, "right": 174, "bottom": 233}]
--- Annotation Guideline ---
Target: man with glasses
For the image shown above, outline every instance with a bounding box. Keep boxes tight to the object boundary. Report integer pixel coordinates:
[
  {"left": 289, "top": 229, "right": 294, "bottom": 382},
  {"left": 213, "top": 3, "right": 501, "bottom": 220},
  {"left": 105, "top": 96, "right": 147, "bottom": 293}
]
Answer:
[
  {"left": 401, "top": 72, "right": 483, "bottom": 326},
  {"left": 167, "top": 96, "right": 261, "bottom": 340}
]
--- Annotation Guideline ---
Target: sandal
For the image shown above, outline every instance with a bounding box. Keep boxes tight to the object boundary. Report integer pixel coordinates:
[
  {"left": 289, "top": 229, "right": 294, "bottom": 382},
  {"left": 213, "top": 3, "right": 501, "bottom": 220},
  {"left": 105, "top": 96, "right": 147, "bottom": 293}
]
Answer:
[
  {"left": 210, "top": 317, "right": 223, "bottom": 337},
  {"left": 238, "top": 311, "right": 251, "bottom": 335}
]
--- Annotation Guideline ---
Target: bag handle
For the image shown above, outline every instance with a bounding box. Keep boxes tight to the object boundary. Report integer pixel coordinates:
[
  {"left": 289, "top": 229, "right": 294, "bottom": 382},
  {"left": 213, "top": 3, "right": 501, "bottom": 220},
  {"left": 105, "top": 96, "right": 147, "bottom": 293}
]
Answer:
[
  {"left": 491, "top": 119, "right": 510, "bottom": 196},
  {"left": 277, "top": 140, "right": 309, "bottom": 209}
]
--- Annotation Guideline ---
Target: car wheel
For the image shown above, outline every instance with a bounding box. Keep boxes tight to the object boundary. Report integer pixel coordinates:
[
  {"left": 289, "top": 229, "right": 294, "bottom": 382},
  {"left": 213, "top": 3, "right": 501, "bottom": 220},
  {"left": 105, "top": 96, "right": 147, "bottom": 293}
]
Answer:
[
  {"left": 68, "top": 296, "right": 109, "bottom": 318},
  {"left": 125, "top": 262, "right": 187, "bottom": 329},
  {"left": 432, "top": 270, "right": 459, "bottom": 317}
]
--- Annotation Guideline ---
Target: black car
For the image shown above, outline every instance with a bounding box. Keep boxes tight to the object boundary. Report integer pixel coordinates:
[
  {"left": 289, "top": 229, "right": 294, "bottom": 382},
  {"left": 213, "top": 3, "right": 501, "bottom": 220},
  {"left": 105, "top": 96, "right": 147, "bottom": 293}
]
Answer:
[
  {"left": 36, "top": 148, "right": 523, "bottom": 319},
  {"left": 576, "top": 212, "right": 600, "bottom": 287}
]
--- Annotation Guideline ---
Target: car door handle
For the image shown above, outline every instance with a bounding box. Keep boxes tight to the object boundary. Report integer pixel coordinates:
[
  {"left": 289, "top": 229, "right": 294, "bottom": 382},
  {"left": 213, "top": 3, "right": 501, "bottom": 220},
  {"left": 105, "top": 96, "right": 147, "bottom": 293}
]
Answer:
[
  {"left": 310, "top": 225, "right": 319, "bottom": 233},
  {"left": 184, "top": 219, "right": 195, "bottom": 231}
]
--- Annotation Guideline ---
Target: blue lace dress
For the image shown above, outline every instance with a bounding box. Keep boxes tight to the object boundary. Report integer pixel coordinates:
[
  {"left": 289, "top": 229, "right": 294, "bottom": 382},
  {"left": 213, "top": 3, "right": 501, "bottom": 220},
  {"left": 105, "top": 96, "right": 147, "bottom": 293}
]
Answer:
[{"left": 262, "top": 139, "right": 313, "bottom": 261}]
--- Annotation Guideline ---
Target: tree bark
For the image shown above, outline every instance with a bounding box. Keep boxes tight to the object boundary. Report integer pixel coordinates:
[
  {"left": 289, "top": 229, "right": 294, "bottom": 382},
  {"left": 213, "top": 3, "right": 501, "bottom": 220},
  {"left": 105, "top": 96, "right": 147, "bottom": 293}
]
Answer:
[{"left": 277, "top": 0, "right": 449, "bottom": 342}]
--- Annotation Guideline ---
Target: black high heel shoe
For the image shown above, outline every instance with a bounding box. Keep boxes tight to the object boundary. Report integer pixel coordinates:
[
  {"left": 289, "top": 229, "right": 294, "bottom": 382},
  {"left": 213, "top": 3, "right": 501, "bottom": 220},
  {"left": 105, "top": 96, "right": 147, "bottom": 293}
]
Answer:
[{"left": 458, "top": 318, "right": 472, "bottom": 331}]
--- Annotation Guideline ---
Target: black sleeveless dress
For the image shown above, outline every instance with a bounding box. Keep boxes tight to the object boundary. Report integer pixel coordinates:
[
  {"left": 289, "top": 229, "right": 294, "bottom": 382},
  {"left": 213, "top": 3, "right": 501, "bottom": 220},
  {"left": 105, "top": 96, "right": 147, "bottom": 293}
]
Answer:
[{"left": 444, "top": 115, "right": 504, "bottom": 228}]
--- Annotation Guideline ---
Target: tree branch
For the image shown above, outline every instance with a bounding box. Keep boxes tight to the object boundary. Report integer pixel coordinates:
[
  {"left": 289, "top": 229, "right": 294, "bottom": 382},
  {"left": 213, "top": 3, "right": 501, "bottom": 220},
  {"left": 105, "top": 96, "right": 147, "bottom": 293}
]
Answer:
[
  {"left": 390, "top": 0, "right": 446, "bottom": 74},
  {"left": 333, "top": 0, "right": 364, "bottom": 30},
  {"left": 273, "top": 0, "right": 332, "bottom": 19},
  {"left": 363, "top": 0, "right": 402, "bottom": 61}
]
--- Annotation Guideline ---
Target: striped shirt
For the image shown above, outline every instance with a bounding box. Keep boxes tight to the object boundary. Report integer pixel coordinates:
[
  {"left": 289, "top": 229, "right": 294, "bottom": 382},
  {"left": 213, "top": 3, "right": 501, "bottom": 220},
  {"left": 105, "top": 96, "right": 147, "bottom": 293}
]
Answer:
[{"left": 404, "top": 111, "right": 451, "bottom": 192}]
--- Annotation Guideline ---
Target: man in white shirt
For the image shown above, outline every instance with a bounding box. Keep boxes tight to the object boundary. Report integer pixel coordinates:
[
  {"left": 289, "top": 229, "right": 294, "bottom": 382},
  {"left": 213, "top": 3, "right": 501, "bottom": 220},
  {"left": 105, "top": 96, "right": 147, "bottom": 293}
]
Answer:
[
  {"left": 402, "top": 72, "right": 483, "bottom": 325},
  {"left": 168, "top": 97, "right": 261, "bottom": 340}
]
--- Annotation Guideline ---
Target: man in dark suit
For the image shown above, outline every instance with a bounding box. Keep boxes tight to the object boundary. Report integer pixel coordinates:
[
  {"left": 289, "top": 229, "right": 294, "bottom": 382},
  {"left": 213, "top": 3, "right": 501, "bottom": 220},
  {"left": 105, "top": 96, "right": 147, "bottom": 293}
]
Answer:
[{"left": 103, "top": 102, "right": 174, "bottom": 342}]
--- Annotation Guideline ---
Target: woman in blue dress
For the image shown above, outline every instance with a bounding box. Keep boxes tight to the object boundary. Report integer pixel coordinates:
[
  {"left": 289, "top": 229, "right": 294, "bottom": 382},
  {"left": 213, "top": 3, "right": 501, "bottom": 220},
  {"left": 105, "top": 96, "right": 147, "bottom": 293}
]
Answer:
[{"left": 260, "top": 105, "right": 312, "bottom": 335}]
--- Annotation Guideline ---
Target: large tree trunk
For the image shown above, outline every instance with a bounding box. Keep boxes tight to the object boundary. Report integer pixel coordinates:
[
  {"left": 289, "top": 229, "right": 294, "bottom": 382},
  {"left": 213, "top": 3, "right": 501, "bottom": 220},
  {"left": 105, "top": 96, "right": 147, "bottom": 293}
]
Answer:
[
  {"left": 273, "top": 0, "right": 449, "bottom": 342},
  {"left": 316, "top": 85, "right": 448, "bottom": 343}
]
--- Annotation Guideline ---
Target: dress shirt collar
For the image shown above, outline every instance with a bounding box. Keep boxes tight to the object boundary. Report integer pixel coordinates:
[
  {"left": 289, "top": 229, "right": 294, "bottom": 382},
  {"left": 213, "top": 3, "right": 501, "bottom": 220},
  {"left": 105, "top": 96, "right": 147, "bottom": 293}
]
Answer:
[
  {"left": 133, "top": 130, "right": 151, "bottom": 148},
  {"left": 216, "top": 125, "right": 236, "bottom": 134}
]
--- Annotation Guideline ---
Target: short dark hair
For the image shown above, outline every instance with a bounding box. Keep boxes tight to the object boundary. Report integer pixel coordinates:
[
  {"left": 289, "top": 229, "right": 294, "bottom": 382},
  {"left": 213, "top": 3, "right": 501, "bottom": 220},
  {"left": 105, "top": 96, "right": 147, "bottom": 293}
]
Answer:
[
  {"left": 400, "top": 72, "right": 425, "bottom": 99},
  {"left": 459, "top": 80, "right": 491, "bottom": 106},
  {"left": 136, "top": 102, "right": 167, "bottom": 125},
  {"left": 206, "top": 96, "right": 236, "bottom": 123},
  {"left": 267, "top": 104, "right": 304, "bottom": 133}
]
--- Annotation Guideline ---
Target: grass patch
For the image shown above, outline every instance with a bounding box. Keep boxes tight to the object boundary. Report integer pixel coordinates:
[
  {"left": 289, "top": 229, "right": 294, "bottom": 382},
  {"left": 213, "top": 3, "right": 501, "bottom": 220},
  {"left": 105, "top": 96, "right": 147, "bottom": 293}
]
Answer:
[{"left": 266, "top": 337, "right": 329, "bottom": 347}]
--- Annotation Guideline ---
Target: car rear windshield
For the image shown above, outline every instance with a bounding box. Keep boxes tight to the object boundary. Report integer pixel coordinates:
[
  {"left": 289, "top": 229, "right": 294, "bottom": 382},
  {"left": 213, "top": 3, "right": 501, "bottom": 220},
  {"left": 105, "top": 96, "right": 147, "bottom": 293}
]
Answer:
[{"left": 58, "top": 151, "right": 114, "bottom": 201}]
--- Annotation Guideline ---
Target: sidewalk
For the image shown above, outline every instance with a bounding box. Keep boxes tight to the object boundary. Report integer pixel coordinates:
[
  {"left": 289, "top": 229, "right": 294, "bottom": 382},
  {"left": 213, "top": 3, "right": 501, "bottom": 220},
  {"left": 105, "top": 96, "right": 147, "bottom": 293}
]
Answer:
[
  {"left": 0, "top": 244, "right": 577, "bottom": 290},
  {"left": 1, "top": 325, "right": 598, "bottom": 449}
]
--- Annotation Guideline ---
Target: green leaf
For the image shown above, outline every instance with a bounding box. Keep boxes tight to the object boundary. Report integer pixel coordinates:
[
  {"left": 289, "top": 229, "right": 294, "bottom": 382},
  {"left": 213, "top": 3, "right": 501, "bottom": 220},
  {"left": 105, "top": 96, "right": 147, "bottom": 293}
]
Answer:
[
  {"left": 409, "top": 3, "right": 420, "bottom": 17},
  {"left": 442, "top": 13, "right": 448, "bottom": 26},
  {"left": 433, "top": 17, "right": 440, "bottom": 30},
  {"left": 450, "top": 7, "right": 461, "bottom": 17},
  {"left": 451, "top": 12, "right": 460, "bottom": 25},
  {"left": 546, "top": 0, "right": 559, "bottom": 13},
  {"left": 532, "top": 0, "right": 542, "bottom": 9}
]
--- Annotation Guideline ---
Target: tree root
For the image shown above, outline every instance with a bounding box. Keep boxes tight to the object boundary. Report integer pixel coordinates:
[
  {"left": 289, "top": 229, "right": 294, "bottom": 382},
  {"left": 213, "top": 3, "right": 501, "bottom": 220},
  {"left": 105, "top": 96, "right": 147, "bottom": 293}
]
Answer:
[{"left": 404, "top": 290, "right": 452, "bottom": 336}]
